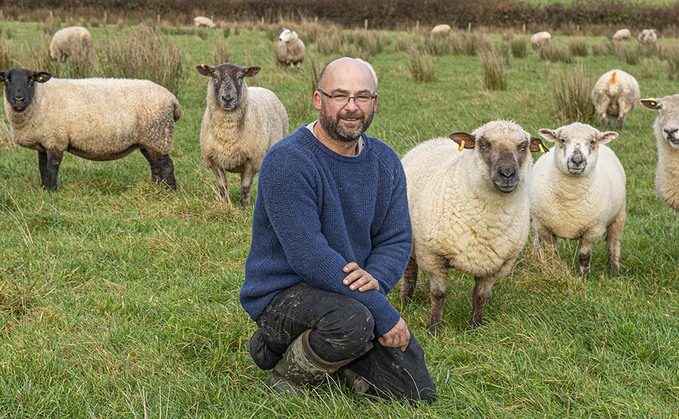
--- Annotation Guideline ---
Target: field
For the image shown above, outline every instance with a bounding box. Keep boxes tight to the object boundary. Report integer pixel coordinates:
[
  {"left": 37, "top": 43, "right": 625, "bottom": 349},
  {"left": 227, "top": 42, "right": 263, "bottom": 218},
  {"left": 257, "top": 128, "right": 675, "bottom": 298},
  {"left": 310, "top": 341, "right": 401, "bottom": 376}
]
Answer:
[{"left": 1, "top": 17, "right": 678, "bottom": 417}]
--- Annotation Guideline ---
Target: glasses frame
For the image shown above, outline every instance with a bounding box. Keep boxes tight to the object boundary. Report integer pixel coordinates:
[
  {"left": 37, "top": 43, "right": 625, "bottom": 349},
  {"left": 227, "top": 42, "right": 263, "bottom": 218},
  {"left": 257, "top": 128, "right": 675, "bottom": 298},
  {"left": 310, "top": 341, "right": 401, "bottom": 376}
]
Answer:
[{"left": 317, "top": 88, "right": 377, "bottom": 106}]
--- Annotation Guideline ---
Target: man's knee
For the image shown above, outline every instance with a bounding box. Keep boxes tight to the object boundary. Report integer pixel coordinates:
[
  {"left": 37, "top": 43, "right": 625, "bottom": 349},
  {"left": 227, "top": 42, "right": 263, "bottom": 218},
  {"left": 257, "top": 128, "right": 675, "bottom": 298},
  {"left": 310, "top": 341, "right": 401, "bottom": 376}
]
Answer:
[{"left": 312, "top": 298, "right": 374, "bottom": 360}]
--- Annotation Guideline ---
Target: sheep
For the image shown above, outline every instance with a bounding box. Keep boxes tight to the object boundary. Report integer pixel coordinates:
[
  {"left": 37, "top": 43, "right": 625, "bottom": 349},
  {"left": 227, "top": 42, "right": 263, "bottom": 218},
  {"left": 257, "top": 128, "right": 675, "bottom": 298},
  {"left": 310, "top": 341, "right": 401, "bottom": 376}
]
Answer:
[
  {"left": 49, "top": 26, "right": 93, "bottom": 62},
  {"left": 530, "top": 31, "right": 551, "bottom": 50},
  {"left": 400, "top": 120, "right": 548, "bottom": 333},
  {"left": 640, "top": 95, "right": 679, "bottom": 212},
  {"left": 591, "top": 69, "right": 640, "bottom": 130},
  {"left": 354, "top": 58, "right": 378, "bottom": 87},
  {"left": 0, "top": 67, "right": 180, "bottom": 190},
  {"left": 612, "top": 28, "right": 631, "bottom": 41},
  {"left": 274, "top": 28, "right": 305, "bottom": 67},
  {"left": 430, "top": 24, "right": 451, "bottom": 37},
  {"left": 637, "top": 29, "right": 657, "bottom": 45},
  {"left": 196, "top": 63, "right": 288, "bottom": 208},
  {"left": 194, "top": 16, "right": 216, "bottom": 29},
  {"left": 528, "top": 122, "right": 626, "bottom": 278}
]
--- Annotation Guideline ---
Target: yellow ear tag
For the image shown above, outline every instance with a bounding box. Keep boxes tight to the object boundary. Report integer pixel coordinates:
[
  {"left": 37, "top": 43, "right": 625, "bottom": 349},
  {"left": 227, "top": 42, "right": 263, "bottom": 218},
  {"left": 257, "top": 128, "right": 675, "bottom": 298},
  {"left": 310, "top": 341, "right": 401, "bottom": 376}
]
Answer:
[
  {"left": 538, "top": 143, "right": 545, "bottom": 153},
  {"left": 458, "top": 140, "right": 465, "bottom": 152}
]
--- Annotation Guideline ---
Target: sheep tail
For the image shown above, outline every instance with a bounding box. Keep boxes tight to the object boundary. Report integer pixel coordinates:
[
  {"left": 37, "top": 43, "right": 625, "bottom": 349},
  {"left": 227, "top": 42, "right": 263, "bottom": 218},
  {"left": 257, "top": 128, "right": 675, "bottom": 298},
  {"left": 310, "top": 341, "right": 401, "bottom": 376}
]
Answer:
[{"left": 610, "top": 71, "right": 617, "bottom": 85}]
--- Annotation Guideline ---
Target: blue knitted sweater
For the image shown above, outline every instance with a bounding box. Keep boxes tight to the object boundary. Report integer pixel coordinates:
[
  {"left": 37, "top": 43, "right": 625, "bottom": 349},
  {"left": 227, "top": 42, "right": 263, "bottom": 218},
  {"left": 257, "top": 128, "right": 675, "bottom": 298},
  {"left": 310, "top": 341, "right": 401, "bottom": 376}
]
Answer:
[{"left": 240, "top": 126, "right": 412, "bottom": 336}]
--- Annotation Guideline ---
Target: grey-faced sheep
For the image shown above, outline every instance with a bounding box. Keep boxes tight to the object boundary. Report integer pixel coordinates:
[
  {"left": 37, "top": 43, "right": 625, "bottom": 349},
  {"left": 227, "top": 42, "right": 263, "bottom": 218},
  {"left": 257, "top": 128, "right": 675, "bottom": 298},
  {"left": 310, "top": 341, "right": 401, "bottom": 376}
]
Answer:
[
  {"left": 275, "top": 28, "right": 305, "bottom": 67},
  {"left": 194, "top": 16, "right": 216, "bottom": 29},
  {"left": 400, "top": 120, "right": 547, "bottom": 333},
  {"left": 640, "top": 95, "right": 679, "bottom": 212},
  {"left": 637, "top": 29, "right": 657, "bottom": 45},
  {"left": 196, "top": 63, "right": 288, "bottom": 208},
  {"left": 612, "top": 28, "right": 631, "bottom": 41},
  {"left": 0, "top": 67, "right": 180, "bottom": 191},
  {"left": 591, "top": 69, "right": 640, "bottom": 130},
  {"left": 49, "top": 26, "right": 93, "bottom": 62},
  {"left": 430, "top": 24, "right": 451, "bottom": 37},
  {"left": 530, "top": 31, "right": 551, "bottom": 50},
  {"left": 528, "top": 122, "right": 626, "bottom": 278}
]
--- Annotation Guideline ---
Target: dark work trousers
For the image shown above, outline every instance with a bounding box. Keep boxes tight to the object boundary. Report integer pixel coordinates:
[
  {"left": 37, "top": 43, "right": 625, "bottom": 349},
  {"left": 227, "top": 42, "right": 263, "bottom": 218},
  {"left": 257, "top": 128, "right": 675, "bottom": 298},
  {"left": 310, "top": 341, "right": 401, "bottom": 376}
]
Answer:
[{"left": 255, "top": 282, "right": 437, "bottom": 402}]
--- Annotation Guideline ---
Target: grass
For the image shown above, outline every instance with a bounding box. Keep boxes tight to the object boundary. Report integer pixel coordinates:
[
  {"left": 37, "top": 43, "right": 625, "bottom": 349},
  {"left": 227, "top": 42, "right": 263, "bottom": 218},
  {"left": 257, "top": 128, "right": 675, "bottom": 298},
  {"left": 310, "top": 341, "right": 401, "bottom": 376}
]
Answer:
[{"left": 0, "top": 19, "right": 678, "bottom": 417}]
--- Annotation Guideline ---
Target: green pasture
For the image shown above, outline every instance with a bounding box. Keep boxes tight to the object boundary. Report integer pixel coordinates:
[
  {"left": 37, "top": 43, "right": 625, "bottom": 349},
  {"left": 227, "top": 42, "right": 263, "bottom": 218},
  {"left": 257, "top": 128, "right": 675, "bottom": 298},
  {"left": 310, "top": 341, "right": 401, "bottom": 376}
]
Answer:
[{"left": 0, "top": 18, "right": 678, "bottom": 417}]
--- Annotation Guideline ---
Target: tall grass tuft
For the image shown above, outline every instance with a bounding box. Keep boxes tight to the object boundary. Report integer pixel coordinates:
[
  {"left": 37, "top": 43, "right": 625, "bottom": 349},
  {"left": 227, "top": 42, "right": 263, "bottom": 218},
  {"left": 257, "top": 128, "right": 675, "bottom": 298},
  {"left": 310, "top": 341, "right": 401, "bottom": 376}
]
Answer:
[
  {"left": 424, "top": 35, "right": 451, "bottom": 56},
  {"left": 480, "top": 47, "right": 507, "bottom": 91},
  {"left": 451, "top": 32, "right": 489, "bottom": 56},
  {"left": 350, "top": 30, "right": 386, "bottom": 58},
  {"left": 95, "top": 25, "right": 183, "bottom": 96},
  {"left": 510, "top": 36, "right": 527, "bottom": 58},
  {"left": 539, "top": 43, "right": 572, "bottom": 63},
  {"left": 612, "top": 42, "right": 641, "bottom": 65},
  {"left": 211, "top": 40, "right": 231, "bottom": 65},
  {"left": 314, "top": 29, "right": 348, "bottom": 56},
  {"left": 0, "top": 38, "right": 12, "bottom": 69},
  {"left": 659, "top": 45, "right": 679, "bottom": 80},
  {"left": 408, "top": 48, "right": 437, "bottom": 82},
  {"left": 592, "top": 41, "right": 610, "bottom": 56},
  {"left": 56, "top": 41, "right": 95, "bottom": 78},
  {"left": 550, "top": 61, "right": 594, "bottom": 123},
  {"left": 568, "top": 38, "right": 588, "bottom": 57}
]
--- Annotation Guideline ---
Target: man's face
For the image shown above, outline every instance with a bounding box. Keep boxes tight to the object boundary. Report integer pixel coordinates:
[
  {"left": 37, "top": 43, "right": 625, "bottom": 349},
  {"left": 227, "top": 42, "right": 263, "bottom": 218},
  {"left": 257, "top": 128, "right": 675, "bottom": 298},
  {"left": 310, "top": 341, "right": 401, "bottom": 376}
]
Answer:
[{"left": 317, "top": 92, "right": 376, "bottom": 143}]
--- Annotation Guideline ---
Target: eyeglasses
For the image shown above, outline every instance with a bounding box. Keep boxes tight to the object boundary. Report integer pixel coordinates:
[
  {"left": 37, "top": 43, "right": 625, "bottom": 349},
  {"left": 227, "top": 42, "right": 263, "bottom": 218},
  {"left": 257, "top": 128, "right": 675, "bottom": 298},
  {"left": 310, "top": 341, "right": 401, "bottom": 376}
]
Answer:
[{"left": 317, "top": 88, "right": 376, "bottom": 105}]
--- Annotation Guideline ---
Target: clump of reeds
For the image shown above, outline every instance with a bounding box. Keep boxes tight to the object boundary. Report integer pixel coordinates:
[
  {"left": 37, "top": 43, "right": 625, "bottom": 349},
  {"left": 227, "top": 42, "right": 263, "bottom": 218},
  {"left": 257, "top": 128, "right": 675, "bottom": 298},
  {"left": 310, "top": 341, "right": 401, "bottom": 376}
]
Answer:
[
  {"left": 550, "top": 61, "right": 594, "bottom": 123},
  {"left": 539, "top": 43, "right": 572, "bottom": 63},
  {"left": 212, "top": 40, "right": 231, "bottom": 65},
  {"left": 314, "top": 29, "right": 349, "bottom": 56},
  {"left": 480, "top": 47, "right": 507, "bottom": 91},
  {"left": 612, "top": 42, "right": 641, "bottom": 65},
  {"left": 509, "top": 36, "right": 527, "bottom": 58},
  {"left": 568, "top": 38, "right": 588, "bottom": 57},
  {"left": 659, "top": 45, "right": 679, "bottom": 80},
  {"left": 408, "top": 48, "right": 437, "bottom": 82}
]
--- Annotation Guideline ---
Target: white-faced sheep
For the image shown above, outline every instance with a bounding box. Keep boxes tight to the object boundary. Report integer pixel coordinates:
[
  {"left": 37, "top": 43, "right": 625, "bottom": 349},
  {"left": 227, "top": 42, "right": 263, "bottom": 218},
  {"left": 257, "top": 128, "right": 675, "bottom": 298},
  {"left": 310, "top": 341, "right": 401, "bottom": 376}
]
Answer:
[
  {"left": 591, "top": 69, "right": 640, "bottom": 130},
  {"left": 430, "top": 24, "right": 451, "bottom": 36},
  {"left": 640, "top": 95, "right": 679, "bottom": 211},
  {"left": 49, "top": 26, "right": 93, "bottom": 62},
  {"left": 194, "top": 16, "right": 216, "bottom": 29},
  {"left": 196, "top": 63, "right": 288, "bottom": 208},
  {"left": 0, "top": 67, "right": 180, "bottom": 190},
  {"left": 400, "top": 120, "right": 547, "bottom": 333},
  {"left": 637, "top": 29, "right": 657, "bottom": 45},
  {"left": 612, "top": 28, "right": 631, "bottom": 41},
  {"left": 530, "top": 31, "right": 551, "bottom": 50},
  {"left": 275, "top": 28, "right": 305, "bottom": 67},
  {"left": 528, "top": 122, "right": 626, "bottom": 278}
]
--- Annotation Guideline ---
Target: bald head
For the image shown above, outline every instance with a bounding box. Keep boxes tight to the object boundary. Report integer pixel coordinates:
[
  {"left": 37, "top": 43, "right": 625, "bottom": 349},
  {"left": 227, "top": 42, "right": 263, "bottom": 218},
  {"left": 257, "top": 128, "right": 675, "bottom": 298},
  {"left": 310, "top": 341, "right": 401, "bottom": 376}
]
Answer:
[{"left": 318, "top": 57, "right": 377, "bottom": 92}]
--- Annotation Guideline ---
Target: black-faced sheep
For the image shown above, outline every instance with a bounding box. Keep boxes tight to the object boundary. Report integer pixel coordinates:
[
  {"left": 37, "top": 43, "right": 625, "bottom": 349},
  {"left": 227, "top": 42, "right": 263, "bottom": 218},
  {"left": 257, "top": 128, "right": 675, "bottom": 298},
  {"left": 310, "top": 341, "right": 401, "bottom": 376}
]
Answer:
[
  {"left": 196, "top": 63, "right": 288, "bottom": 208},
  {"left": 591, "top": 69, "right": 641, "bottom": 130},
  {"left": 49, "top": 26, "right": 93, "bottom": 62},
  {"left": 0, "top": 67, "right": 180, "bottom": 191},
  {"left": 528, "top": 122, "right": 626, "bottom": 277},
  {"left": 400, "top": 120, "right": 547, "bottom": 333}
]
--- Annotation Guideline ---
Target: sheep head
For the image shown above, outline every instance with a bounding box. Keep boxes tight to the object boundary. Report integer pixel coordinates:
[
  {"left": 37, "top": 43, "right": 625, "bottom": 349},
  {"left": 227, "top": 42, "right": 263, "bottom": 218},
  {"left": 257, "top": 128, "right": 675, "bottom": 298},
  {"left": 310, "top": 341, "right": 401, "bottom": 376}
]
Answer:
[
  {"left": 0, "top": 67, "right": 52, "bottom": 112},
  {"left": 538, "top": 122, "right": 618, "bottom": 176},
  {"left": 196, "top": 63, "right": 261, "bottom": 112},
  {"left": 449, "top": 120, "right": 546, "bottom": 193},
  {"left": 641, "top": 95, "right": 679, "bottom": 149}
]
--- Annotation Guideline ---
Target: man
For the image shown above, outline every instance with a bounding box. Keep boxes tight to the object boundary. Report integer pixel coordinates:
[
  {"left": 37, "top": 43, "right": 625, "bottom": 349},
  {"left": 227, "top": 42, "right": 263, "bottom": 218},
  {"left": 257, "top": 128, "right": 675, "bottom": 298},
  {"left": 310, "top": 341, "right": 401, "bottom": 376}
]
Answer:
[{"left": 239, "top": 57, "right": 436, "bottom": 402}]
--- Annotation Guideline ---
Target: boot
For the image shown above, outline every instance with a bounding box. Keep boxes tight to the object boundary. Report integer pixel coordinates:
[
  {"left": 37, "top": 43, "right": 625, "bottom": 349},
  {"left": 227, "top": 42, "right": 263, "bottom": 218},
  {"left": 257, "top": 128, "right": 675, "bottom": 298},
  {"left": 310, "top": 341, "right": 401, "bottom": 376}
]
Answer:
[
  {"left": 269, "top": 329, "right": 353, "bottom": 396},
  {"left": 249, "top": 329, "right": 281, "bottom": 370}
]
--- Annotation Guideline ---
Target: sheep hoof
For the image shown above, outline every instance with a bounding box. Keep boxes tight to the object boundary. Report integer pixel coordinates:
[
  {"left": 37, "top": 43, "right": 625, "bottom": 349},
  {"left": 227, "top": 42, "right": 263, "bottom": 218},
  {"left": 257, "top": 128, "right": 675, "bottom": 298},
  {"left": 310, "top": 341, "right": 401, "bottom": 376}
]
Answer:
[{"left": 425, "top": 320, "right": 440, "bottom": 336}]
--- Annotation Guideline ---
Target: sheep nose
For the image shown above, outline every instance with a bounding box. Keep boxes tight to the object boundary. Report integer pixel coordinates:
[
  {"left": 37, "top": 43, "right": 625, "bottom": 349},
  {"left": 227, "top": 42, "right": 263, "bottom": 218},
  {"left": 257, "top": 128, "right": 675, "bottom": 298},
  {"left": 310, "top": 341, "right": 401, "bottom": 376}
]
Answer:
[
  {"left": 13, "top": 95, "right": 24, "bottom": 103},
  {"left": 664, "top": 128, "right": 678, "bottom": 139},
  {"left": 571, "top": 152, "right": 584, "bottom": 165},
  {"left": 499, "top": 166, "right": 516, "bottom": 179}
]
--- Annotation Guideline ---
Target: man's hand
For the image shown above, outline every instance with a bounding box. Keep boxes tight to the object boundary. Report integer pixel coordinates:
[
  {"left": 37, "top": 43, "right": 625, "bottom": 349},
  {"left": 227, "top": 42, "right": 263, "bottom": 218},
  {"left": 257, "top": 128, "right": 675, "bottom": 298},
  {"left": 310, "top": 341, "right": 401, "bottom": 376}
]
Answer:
[
  {"left": 342, "top": 262, "right": 379, "bottom": 292},
  {"left": 378, "top": 317, "right": 411, "bottom": 352}
]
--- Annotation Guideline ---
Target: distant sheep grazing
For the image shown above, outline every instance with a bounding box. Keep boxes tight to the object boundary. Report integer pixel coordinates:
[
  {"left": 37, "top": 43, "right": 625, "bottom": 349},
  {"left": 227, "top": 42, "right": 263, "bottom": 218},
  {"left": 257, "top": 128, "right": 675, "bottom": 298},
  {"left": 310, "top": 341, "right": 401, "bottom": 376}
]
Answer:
[
  {"left": 530, "top": 31, "right": 551, "bottom": 50},
  {"left": 400, "top": 120, "right": 547, "bottom": 332},
  {"left": 431, "top": 24, "right": 451, "bottom": 36},
  {"left": 640, "top": 95, "right": 679, "bottom": 211},
  {"left": 194, "top": 16, "right": 216, "bottom": 29},
  {"left": 528, "top": 122, "right": 626, "bottom": 278},
  {"left": 275, "top": 28, "right": 305, "bottom": 67},
  {"left": 612, "top": 28, "right": 631, "bottom": 41},
  {"left": 0, "top": 67, "right": 180, "bottom": 190},
  {"left": 49, "top": 26, "right": 93, "bottom": 62},
  {"left": 591, "top": 69, "right": 640, "bottom": 130},
  {"left": 196, "top": 63, "right": 289, "bottom": 207},
  {"left": 637, "top": 29, "right": 657, "bottom": 45}
]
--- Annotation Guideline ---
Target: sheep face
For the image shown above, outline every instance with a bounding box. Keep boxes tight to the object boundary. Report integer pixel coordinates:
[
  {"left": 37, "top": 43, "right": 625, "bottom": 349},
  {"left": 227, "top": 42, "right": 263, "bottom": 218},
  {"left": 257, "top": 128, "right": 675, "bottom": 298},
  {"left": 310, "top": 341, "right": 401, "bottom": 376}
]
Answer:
[
  {"left": 278, "top": 28, "right": 296, "bottom": 42},
  {"left": 538, "top": 122, "right": 618, "bottom": 176},
  {"left": 196, "top": 63, "right": 261, "bottom": 112},
  {"left": 641, "top": 96, "right": 679, "bottom": 149},
  {"left": 0, "top": 67, "right": 52, "bottom": 112},
  {"left": 450, "top": 121, "right": 546, "bottom": 193}
]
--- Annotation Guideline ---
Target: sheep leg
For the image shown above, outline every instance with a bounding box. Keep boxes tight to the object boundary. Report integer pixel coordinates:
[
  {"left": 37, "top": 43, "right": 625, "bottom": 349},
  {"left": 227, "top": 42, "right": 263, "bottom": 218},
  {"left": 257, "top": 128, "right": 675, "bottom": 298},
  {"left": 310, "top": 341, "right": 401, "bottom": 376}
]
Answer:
[
  {"left": 239, "top": 165, "right": 256, "bottom": 208},
  {"left": 606, "top": 206, "right": 626, "bottom": 274},
  {"left": 400, "top": 256, "right": 419, "bottom": 306},
  {"left": 210, "top": 164, "right": 230, "bottom": 203},
  {"left": 38, "top": 149, "right": 63, "bottom": 191},
  {"left": 140, "top": 149, "right": 176, "bottom": 190},
  {"left": 576, "top": 227, "right": 605, "bottom": 278},
  {"left": 535, "top": 223, "right": 559, "bottom": 258},
  {"left": 597, "top": 97, "right": 611, "bottom": 128},
  {"left": 470, "top": 259, "right": 513, "bottom": 327},
  {"left": 419, "top": 254, "right": 449, "bottom": 335}
]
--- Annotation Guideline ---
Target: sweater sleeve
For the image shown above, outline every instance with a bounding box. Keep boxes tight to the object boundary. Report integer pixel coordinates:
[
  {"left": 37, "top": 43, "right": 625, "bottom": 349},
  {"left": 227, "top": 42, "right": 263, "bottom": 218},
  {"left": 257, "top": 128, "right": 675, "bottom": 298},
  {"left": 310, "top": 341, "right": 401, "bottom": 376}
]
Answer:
[
  {"left": 258, "top": 146, "right": 401, "bottom": 336},
  {"left": 363, "top": 161, "right": 412, "bottom": 295}
]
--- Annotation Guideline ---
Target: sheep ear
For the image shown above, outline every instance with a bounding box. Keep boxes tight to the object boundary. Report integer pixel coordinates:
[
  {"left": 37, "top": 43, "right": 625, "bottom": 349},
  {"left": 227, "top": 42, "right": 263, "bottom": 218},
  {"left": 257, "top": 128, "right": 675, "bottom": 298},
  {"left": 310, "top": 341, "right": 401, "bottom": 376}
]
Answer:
[
  {"left": 530, "top": 137, "right": 549, "bottom": 153},
  {"left": 640, "top": 98, "right": 661, "bottom": 110},
  {"left": 598, "top": 131, "right": 618, "bottom": 145},
  {"left": 0, "top": 70, "right": 6, "bottom": 82},
  {"left": 449, "top": 132, "right": 475, "bottom": 150},
  {"left": 538, "top": 128, "right": 557, "bottom": 143},
  {"left": 33, "top": 71, "right": 52, "bottom": 83},
  {"left": 195, "top": 64, "right": 213, "bottom": 77},
  {"left": 243, "top": 67, "right": 261, "bottom": 78}
]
